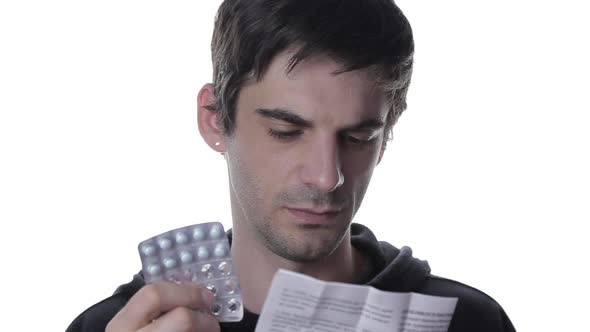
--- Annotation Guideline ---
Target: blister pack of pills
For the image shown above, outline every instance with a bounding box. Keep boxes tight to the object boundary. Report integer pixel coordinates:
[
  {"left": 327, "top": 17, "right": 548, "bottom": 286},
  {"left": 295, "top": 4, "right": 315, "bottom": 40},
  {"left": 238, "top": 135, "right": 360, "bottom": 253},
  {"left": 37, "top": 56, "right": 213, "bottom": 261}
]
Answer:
[{"left": 138, "top": 222, "right": 243, "bottom": 322}]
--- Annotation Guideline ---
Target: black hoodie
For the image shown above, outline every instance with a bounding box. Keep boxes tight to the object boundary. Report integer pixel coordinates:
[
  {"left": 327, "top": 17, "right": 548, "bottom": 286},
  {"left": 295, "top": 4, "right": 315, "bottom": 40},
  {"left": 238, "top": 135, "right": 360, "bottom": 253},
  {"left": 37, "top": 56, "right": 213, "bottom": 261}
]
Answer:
[{"left": 66, "top": 223, "right": 516, "bottom": 332}]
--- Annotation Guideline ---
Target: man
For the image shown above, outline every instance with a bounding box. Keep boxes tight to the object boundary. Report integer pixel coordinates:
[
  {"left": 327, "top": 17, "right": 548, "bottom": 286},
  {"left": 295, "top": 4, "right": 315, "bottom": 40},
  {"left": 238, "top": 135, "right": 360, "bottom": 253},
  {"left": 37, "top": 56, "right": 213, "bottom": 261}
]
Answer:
[{"left": 67, "top": 0, "right": 516, "bottom": 331}]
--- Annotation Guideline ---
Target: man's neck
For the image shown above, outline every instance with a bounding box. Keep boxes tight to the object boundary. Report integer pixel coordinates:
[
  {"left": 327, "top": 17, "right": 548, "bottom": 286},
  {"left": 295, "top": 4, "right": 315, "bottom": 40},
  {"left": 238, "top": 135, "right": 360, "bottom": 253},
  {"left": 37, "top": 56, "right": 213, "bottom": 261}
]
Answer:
[{"left": 230, "top": 222, "right": 366, "bottom": 314}]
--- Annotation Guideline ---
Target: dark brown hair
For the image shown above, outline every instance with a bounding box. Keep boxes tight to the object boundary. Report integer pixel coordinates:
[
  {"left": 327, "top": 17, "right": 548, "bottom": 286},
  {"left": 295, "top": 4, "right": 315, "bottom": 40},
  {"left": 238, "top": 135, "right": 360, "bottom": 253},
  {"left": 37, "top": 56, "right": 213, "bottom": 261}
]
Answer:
[{"left": 207, "top": 0, "right": 414, "bottom": 143}]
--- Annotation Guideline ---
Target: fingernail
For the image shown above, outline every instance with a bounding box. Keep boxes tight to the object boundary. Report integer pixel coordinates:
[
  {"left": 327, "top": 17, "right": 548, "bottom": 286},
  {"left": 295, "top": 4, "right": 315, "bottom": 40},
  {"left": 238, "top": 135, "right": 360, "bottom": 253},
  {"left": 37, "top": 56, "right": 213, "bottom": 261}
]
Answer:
[{"left": 201, "top": 289, "right": 215, "bottom": 305}]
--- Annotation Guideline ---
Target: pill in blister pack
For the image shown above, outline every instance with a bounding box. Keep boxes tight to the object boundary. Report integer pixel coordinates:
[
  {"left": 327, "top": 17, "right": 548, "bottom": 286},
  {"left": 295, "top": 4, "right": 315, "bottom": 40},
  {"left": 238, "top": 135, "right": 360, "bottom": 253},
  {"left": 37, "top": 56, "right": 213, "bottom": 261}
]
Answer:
[{"left": 138, "top": 222, "right": 243, "bottom": 322}]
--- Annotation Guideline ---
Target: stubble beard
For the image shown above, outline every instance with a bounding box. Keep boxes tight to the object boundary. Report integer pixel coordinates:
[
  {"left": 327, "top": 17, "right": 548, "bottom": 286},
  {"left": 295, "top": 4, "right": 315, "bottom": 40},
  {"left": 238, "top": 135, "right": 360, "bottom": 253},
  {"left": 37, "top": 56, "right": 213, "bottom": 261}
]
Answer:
[
  {"left": 228, "top": 146, "right": 359, "bottom": 263},
  {"left": 231, "top": 171, "right": 352, "bottom": 263},
  {"left": 254, "top": 213, "right": 352, "bottom": 263}
]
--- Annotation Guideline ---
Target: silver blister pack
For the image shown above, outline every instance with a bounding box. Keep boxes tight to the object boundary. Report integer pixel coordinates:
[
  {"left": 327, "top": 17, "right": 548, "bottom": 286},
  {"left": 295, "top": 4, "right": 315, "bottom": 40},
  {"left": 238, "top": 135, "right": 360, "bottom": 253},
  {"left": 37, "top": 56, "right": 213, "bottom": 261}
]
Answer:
[{"left": 138, "top": 222, "right": 243, "bottom": 322}]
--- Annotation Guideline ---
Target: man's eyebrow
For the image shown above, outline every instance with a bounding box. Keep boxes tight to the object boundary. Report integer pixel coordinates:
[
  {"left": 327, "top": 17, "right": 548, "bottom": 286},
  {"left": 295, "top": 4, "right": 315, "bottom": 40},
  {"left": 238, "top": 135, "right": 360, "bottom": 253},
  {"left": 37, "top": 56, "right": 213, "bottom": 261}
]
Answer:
[
  {"left": 255, "top": 108, "right": 385, "bottom": 131},
  {"left": 255, "top": 108, "right": 312, "bottom": 127}
]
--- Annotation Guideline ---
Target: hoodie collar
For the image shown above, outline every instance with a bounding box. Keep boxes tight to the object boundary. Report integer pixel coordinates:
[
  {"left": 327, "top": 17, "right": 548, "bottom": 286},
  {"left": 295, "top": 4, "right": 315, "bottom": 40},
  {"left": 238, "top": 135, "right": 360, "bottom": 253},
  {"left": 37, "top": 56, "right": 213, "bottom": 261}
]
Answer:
[{"left": 350, "top": 223, "right": 431, "bottom": 292}]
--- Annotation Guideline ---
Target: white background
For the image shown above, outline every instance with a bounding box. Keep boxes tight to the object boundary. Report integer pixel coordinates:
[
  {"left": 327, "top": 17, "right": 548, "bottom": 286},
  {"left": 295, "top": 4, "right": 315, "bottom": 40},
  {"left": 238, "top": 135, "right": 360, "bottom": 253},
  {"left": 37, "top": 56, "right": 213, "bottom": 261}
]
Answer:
[{"left": 1, "top": 0, "right": 588, "bottom": 331}]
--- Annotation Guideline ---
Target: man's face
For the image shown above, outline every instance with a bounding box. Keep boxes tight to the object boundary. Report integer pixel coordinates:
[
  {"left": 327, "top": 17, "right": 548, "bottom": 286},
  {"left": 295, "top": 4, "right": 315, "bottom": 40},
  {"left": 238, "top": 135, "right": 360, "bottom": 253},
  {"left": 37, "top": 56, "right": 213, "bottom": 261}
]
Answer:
[{"left": 225, "top": 51, "right": 388, "bottom": 263}]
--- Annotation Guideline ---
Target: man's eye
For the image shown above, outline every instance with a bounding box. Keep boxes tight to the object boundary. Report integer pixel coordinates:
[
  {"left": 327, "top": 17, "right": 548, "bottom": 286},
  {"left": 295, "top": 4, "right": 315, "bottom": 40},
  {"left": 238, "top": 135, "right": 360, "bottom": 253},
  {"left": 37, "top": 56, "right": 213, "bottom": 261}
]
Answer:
[
  {"left": 268, "top": 129, "right": 302, "bottom": 140},
  {"left": 343, "top": 135, "right": 375, "bottom": 145}
]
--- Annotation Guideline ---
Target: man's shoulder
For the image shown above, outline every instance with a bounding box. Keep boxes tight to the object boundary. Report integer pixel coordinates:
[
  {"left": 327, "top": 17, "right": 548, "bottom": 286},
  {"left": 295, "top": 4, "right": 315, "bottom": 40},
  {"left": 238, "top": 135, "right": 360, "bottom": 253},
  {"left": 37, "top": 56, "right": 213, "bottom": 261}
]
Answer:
[
  {"left": 66, "top": 273, "right": 144, "bottom": 332},
  {"left": 66, "top": 293, "right": 131, "bottom": 332},
  {"left": 416, "top": 274, "right": 516, "bottom": 332},
  {"left": 418, "top": 273, "right": 500, "bottom": 304}
]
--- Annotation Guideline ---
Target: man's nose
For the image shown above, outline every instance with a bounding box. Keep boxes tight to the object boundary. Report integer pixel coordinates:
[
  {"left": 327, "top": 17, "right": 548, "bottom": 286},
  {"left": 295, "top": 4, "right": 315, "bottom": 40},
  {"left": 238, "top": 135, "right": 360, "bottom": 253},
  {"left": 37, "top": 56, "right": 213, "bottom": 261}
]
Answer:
[{"left": 299, "top": 137, "right": 344, "bottom": 193}]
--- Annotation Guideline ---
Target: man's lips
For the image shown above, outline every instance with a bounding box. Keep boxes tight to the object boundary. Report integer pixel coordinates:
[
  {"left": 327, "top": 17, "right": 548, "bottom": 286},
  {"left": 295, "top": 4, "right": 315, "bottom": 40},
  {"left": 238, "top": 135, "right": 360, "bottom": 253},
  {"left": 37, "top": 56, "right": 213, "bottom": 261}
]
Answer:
[
  {"left": 284, "top": 207, "right": 343, "bottom": 225},
  {"left": 286, "top": 207, "right": 342, "bottom": 214}
]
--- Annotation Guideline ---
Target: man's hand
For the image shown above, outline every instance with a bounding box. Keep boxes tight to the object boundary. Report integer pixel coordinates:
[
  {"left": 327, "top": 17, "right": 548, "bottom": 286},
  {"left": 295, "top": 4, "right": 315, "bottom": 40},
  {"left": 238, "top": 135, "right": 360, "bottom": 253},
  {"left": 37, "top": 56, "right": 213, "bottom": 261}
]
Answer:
[{"left": 106, "top": 282, "right": 220, "bottom": 332}]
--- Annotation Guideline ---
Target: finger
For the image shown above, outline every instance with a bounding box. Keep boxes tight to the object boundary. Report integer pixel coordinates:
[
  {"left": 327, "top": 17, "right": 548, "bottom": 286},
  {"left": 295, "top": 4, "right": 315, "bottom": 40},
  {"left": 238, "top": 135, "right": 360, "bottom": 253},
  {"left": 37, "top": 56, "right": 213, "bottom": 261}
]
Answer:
[
  {"left": 137, "top": 307, "right": 220, "bottom": 332},
  {"left": 107, "top": 282, "right": 215, "bottom": 331}
]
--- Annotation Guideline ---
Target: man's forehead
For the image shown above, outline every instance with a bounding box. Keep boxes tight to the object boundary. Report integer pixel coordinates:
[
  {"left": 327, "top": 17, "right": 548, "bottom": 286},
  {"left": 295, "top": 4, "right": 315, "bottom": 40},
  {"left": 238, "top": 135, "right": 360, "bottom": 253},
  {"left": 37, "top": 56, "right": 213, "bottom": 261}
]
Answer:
[
  {"left": 235, "top": 49, "right": 390, "bottom": 127},
  {"left": 272, "top": 50, "right": 378, "bottom": 84},
  {"left": 242, "top": 47, "right": 384, "bottom": 89}
]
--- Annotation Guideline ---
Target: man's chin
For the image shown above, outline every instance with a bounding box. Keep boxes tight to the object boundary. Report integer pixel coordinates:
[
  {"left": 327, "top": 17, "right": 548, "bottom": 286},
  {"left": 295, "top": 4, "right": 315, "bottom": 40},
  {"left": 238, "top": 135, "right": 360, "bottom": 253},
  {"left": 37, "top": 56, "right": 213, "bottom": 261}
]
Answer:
[
  {"left": 273, "top": 247, "right": 333, "bottom": 263},
  {"left": 255, "top": 215, "right": 351, "bottom": 262},
  {"left": 267, "top": 234, "right": 342, "bottom": 263}
]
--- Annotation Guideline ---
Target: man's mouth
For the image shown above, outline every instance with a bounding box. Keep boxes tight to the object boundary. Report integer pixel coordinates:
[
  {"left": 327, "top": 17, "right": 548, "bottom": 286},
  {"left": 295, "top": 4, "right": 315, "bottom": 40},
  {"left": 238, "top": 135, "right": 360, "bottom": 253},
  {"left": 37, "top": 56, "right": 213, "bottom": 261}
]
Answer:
[{"left": 284, "top": 206, "right": 343, "bottom": 225}]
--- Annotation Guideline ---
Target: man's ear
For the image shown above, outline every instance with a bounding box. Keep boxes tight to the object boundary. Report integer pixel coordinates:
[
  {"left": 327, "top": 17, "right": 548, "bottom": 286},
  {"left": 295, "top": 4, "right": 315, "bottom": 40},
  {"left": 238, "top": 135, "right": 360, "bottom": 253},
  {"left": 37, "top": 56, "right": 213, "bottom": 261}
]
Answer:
[
  {"left": 197, "top": 83, "right": 226, "bottom": 153},
  {"left": 377, "top": 146, "right": 385, "bottom": 165},
  {"left": 377, "top": 135, "right": 389, "bottom": 165}
]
